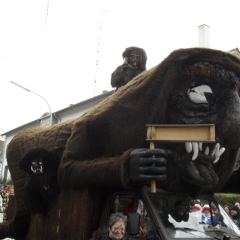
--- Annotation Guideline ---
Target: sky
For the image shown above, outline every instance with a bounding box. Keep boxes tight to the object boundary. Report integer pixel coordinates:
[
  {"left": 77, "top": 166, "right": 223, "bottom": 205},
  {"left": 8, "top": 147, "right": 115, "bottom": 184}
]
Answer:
[{"left": 0, "top": 0, "right": 240, "bottom": 137}]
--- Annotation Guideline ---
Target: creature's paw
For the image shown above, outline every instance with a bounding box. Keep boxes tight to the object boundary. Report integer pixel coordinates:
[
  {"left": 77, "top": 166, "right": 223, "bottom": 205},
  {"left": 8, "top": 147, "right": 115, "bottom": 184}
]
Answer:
[{"left": 129, "top": 148, "right": 171, "bottom": 183}]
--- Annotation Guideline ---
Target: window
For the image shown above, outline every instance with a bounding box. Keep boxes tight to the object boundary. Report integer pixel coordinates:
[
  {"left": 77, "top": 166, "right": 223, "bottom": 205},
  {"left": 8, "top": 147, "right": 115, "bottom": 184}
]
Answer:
[{"left": 110, "top": 193, "right": 156, "bottom": 239}]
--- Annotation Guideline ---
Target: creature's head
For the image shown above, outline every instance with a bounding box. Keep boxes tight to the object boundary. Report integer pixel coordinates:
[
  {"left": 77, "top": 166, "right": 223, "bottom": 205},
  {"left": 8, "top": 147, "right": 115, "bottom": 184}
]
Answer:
[
  {"left": 19, "top": 147, "right": 53, "bottom": 175},
  {"left": 122, "top": 46, "right": 147, "bottom": 70},
  {"left": 104, "top": 48, "right": 240, "bottom": 193},
  {"left": 165, "top": 61, "right": 240, "bottom": 191}
]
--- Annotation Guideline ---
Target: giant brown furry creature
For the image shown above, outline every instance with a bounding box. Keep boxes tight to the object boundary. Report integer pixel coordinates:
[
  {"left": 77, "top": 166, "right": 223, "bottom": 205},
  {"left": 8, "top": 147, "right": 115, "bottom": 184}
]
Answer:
[
  {"left": 1, "top": 48, "right": 240, "bottom": 239},
  {"left": 111, "top": 46, "right": 147, "bottom": 90}
]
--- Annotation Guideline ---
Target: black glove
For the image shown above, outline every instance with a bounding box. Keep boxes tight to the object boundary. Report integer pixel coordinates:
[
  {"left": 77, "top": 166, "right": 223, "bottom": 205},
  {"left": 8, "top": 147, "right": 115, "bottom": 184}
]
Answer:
[{"left": 129, "top": 148, "right": 170, "bottom": 183}]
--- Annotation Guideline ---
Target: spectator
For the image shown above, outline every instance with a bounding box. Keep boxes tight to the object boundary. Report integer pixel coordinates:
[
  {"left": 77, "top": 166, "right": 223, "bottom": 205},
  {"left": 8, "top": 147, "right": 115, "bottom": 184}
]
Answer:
[
  {"left": 224, "top": 205, "right": 231, "bottom": 215},
  {"left": 90, "top": 213, "right": 127, "bottom": 240},
  {"left": 191, "top": 204, "right": 202, "bottom": 222},
  {"left": 211, "top": 202, "right": 218, "bottom": 215},
  {"left": 9, "top": 186, "right": 14, "bottom": 195},
  {"left": 1, "top": 186, "right": 10, "bottom": 222},
  {"left": 0, "top": 194, "right": 2, "bottom": 213},
  {"left": 230, "top": 205, "right": 240, "bottom": 227},
  {"left": 235, "top": 202, "right": 240, "bottom": 209},
  {"left": 201, "top": 205, "right": 216, "bottom": 225}
]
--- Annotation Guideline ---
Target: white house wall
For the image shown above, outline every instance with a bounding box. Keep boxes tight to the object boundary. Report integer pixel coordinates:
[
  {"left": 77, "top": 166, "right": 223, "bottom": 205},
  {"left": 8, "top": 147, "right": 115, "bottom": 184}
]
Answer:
[
  {"left": 2, "top": 121, "right": 40, "bottom": 181},
  {"left": 58, "top": 97, "right": 105, "bottom": 123}
]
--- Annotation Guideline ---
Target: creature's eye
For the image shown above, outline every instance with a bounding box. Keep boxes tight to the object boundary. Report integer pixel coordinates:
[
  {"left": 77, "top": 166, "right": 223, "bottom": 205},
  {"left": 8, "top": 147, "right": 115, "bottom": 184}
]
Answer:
[
  {"left": 31, "top": 161, "right": 37, "bottom": 165},
  {"left": 39, "top": 162, "right": 43, "bottom": 165},
  {"left": 187, "top": 85, "right": 212, "bottom": 103}
]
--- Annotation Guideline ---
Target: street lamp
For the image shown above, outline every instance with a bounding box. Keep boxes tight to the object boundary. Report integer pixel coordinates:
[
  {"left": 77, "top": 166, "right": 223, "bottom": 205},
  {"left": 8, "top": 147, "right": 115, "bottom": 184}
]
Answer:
[{"left": 10, "top": 81, "right": 52, "bottom": 126}]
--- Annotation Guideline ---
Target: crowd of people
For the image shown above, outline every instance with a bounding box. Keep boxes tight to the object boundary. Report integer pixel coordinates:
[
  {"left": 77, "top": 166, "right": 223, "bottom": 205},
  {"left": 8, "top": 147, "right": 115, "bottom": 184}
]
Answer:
[
  {"left": 190, "top": 201, "right": 240, "bottom": 227},
  {"left": 166, "top": 201, "right": 222, "bottom": 230},
  {"left": 164, "top": 199, "right": 240, "bottom": 230},
  {"left": 223, "top": 202, "right": 240, "bottom": 227},
  {"left": 90, "top": 200, "right": 240, "bottom": 240},
  {"left": 190, "top": 203, "right": 219, "bottom": 226},
  {"left": 0, "top": 185, "right": 14, "bottom": 222}
]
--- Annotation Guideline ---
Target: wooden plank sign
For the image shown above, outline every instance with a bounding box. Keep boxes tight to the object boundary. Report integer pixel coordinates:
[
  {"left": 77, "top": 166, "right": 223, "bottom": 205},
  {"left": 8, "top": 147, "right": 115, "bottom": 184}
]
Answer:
[
  {"left": 147, "top": 124, "right": 215, "bottom": 143},
  {"left": 146, "top": 124, "right": 215, "bottom": 193}
]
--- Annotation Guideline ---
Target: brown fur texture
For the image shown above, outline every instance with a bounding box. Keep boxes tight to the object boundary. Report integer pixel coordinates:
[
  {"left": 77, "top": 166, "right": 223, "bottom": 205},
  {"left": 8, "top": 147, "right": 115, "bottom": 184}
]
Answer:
[{"left": 1, "top": 48, "right": 240, "bottom": 239}]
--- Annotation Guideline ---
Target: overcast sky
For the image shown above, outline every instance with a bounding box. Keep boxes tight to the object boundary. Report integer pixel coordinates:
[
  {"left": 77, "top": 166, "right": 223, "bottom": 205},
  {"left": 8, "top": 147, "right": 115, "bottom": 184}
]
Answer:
[{"left": 0, "top": 0, "right": 240, "bottom": 136}]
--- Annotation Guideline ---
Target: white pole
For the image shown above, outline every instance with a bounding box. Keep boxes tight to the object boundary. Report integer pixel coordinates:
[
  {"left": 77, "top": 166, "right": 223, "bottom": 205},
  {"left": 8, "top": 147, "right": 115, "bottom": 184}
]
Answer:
[{"left": 10, "top": 81, "right": 52, "bottom": 126}]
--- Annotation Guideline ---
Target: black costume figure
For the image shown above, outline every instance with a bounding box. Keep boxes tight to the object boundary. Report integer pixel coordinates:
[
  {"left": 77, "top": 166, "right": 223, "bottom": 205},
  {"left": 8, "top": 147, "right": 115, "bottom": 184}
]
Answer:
[
  {"left": 19, "top": 147, "right": 60, "bottom": 214},
  {"left": 111, "top": 46, "right": 147, "bottom": 90}
]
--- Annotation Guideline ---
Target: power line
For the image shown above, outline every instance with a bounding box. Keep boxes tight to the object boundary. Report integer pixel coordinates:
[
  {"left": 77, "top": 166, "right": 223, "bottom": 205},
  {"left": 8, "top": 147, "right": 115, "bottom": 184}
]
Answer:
[{"left": 93, "top": 1, "right": 105, "bottom": 97}]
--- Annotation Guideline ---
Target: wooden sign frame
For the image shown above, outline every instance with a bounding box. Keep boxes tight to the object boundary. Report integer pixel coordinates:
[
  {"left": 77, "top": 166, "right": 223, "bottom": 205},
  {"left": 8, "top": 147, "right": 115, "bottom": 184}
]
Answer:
[
  {"left": 147, "top": 124, "right": 215, "bottom": 143},
  {"left": 146, "top": 124, "right": 215, "bottom": 193}
]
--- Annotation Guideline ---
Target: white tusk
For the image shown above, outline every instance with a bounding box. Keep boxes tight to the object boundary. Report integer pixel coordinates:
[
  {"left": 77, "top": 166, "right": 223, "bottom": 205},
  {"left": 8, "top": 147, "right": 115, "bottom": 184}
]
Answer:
[
  {"left": 213, "top": 147, "right": 226, "bottom": 164},
  {"left": 211, "top": 143, "right": 220, "bottom": 157},
  {"left": 185, "top": 142, "right": 192, "bottom": 153},
  {"left": 199, "top": 142, "right": 203, "bottom": 151},
  {"left": 192, "top": 142, "right": 199, "bottom": 160},
  {"left": 204, "top": 146, "right": 209, "bottom": 155},
  {"left": 219, "top": 147, "right": 225, "bottom": 155}
]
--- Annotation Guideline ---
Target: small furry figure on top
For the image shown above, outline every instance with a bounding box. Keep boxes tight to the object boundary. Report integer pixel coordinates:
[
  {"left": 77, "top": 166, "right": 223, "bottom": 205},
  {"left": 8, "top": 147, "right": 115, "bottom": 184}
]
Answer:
[{"left": 111, "top": 46, "right": 147, "bottom": 90}]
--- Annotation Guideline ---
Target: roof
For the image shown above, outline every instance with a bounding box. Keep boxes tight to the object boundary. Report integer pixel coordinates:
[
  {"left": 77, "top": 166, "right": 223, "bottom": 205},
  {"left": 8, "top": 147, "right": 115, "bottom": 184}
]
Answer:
[
  {"left": 228, "top": 48, "right": 240, "bottom": 57},
  {"left": 55, "top": 90, "right": 114, "bottom": 114},
  {"left": 1, "top": 90, "right": 114, "bottom": 136}
]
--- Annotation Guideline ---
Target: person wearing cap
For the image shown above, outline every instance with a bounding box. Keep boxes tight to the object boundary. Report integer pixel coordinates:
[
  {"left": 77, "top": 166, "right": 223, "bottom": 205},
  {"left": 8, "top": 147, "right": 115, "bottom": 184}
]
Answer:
[
  {"left": 230, "top": 205, "right": 240, "bottom": 227},
  {"left": 201, "top": 205, "right": 216, "bottom": 225},
  {"left": 192, "top": 204, "right": 201, "bottom": 211},
  {"left": 191, "top": 204, "right": 202, "bottom": 222}
]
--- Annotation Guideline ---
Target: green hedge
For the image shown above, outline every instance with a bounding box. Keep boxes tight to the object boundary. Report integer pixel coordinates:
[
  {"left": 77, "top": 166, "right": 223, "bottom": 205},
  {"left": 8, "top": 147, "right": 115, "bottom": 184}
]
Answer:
[{"left": 214, "top": 193, "right": 240, "bottom": 207}]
